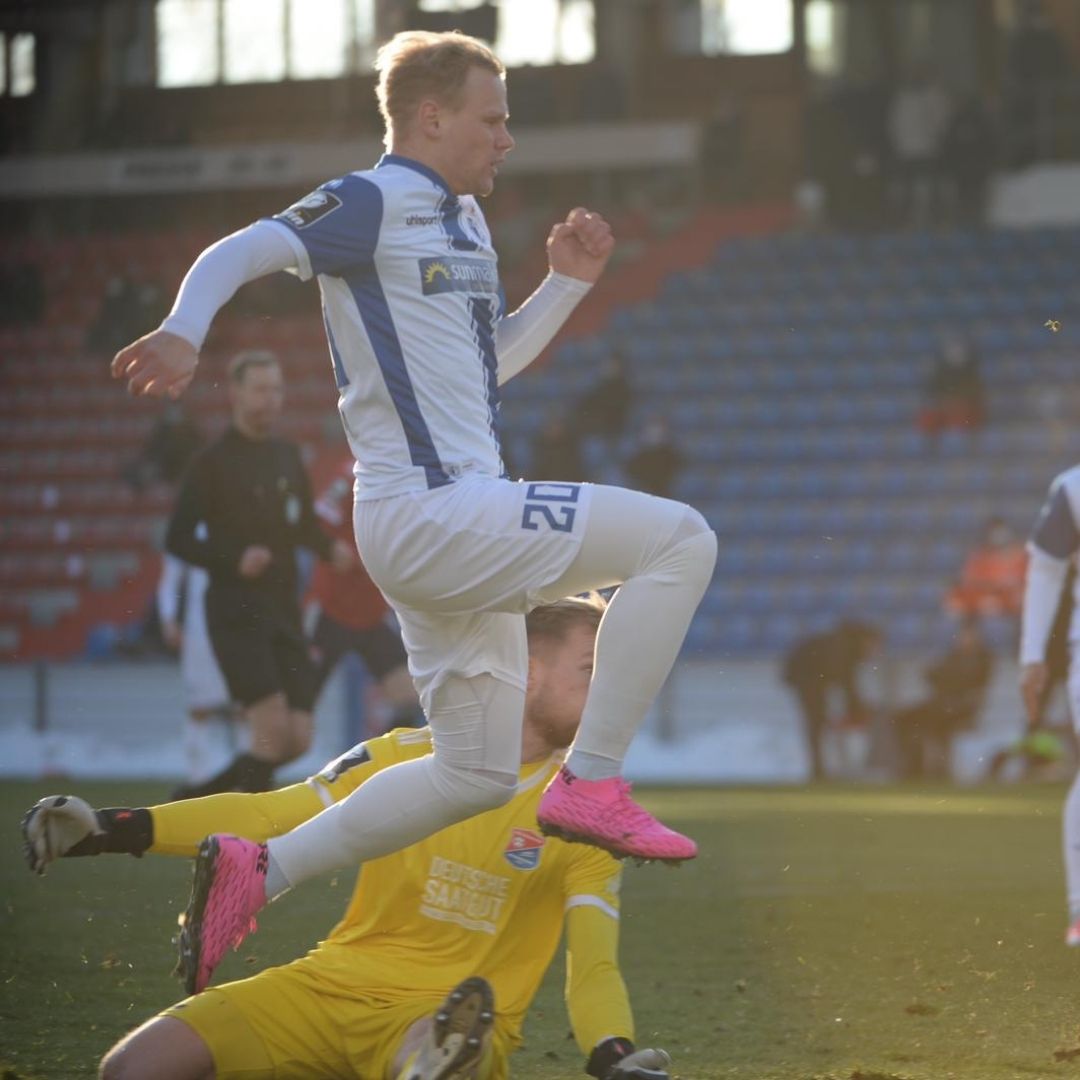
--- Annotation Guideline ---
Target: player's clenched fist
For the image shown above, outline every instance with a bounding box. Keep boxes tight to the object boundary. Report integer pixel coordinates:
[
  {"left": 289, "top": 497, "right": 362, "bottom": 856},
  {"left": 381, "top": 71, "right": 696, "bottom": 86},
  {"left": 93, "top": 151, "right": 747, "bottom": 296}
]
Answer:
[
  {"left": 22, "top": 795, "right": 104, "bottom": 875},
  {"left": 547, "top": 207, "right": 615, "bottom": 284},
  {"left": 111, "top": 328, "right": 198, "bottom": 399}
]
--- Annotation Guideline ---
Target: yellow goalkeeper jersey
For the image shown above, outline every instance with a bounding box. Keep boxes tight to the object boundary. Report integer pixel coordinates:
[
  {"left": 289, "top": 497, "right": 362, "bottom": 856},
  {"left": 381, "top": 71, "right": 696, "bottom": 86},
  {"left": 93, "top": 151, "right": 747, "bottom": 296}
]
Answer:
[{"left": 151, "top": 728, "right": 633, "bottom": 1054}]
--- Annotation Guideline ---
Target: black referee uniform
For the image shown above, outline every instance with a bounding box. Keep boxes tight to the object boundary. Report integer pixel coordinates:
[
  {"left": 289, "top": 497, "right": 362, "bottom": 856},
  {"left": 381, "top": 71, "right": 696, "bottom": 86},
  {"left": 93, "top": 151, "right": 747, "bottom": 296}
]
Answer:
[{"left": 166, "top": 425, "right": 333, "bottom": 790}]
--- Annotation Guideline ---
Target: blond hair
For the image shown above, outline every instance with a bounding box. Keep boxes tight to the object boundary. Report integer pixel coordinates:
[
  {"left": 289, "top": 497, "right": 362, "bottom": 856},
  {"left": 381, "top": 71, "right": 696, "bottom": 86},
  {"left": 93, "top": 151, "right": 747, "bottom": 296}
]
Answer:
[
  {"left": 374, "top": 30, "right": 504, "bottom": 143},
  {"left": 525, "top": 594, "right": 607, "bottom": 649}
]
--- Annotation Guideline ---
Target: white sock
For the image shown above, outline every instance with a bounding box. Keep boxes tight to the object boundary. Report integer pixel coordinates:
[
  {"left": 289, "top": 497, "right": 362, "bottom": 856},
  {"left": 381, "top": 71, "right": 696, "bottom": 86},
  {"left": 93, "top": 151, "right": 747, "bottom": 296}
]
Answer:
[
  {"left": 264, "top": 852, "right": 291, "bottom": 901},
  {"left": 566, "top": 528, "right": 716, "bottom": 773},
  {"left": 565, "top": 749, "right": 621, "bottom": 782},
  {"left": 183, "top": 717, "right": 216, "bottom": 783}
]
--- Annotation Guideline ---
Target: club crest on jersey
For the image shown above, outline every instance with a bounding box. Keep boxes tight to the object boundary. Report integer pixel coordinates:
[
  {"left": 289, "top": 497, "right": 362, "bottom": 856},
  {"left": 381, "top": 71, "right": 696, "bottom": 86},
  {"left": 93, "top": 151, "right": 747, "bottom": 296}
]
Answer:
[
  {"left": 419, "top": 256, "right": 498, "bottom": 296},
  {"left": 278, "top": 190, "right": 342, "bottom": 229},
  {"left": 504, "top": 827, "right": 545, "bottom": 871}
]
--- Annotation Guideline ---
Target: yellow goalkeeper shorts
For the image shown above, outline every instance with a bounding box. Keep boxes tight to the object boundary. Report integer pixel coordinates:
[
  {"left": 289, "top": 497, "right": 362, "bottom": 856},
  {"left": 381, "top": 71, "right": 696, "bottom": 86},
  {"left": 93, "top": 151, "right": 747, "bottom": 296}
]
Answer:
[{"left": 162, "top": 954, "right": 511, "bottom": 1079}]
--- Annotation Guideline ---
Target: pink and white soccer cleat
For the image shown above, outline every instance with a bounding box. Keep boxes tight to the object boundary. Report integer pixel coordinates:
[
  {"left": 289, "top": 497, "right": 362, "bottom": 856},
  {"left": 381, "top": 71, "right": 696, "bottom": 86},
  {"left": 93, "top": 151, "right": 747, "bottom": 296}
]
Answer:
[
  {"left": 176, "top": 834, "right": 268, "bottom": 994},
  {"left": 1066, "top": 917, "right": 1080, "bottom": 947},
  {"left": 537, "top": 765, "right": 697, "bottom": 864}
]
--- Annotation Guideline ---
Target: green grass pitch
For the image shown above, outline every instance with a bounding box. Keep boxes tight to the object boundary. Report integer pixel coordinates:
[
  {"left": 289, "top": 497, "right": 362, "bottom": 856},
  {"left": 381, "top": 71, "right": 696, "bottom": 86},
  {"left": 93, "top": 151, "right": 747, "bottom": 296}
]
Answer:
[{"left": 3, "top": 780, "right": 1080, "bottom": 1079}]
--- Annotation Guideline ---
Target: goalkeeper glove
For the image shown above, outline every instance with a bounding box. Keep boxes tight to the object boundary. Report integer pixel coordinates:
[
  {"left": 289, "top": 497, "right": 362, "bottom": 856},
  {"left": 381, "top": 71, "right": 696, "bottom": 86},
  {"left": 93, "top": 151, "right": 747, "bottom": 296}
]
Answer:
[
  {"left": 587, "top": 1038, "right": 672, "bottom": 1080},
  {"left": 22, "top": 796, "right": 152, "bottom": 875}
]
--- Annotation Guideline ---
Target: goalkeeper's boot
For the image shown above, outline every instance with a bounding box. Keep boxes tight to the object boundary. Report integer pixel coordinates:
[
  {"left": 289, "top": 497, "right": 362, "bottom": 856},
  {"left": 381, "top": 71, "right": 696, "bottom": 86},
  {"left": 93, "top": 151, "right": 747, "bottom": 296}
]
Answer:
[
  {"left": 176, "top": 834, "right": 268, "bottom": 995},
  {"left": 407, "top": 976, "right": 495, "bottom": 1080},
  {"left": 1066, "top": 916, "right": 1080, "bottom": 947},
  {"left": 537, "top": 766, "right": 697, "bottom": 864}
]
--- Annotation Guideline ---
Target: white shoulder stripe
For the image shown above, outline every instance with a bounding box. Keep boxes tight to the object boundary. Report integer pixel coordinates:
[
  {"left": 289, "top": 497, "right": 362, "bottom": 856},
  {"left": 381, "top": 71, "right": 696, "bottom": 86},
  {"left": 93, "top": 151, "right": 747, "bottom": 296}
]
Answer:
[
  {"left": 516, "top": 752, "right": 563, "bottom": 796},
  {"left": 305, "top": 777, "right": 335, "bottom": 808},
  {"left": 565, "top": 894, "right": 619, "bottom": 920},
  {"left": 397, "top": 729, "right": 434, "bottom": 745}
]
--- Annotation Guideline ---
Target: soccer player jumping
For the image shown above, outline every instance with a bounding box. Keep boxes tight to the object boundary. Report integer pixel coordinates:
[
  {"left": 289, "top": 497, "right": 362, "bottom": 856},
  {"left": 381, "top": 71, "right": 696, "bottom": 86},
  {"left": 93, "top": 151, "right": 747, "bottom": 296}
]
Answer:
[
  {"left": 1020, "top": 464, "right": 1080, "bottom": 945},
  {"left": 111, "top": 30, "right": 716, "bottom": 934}
]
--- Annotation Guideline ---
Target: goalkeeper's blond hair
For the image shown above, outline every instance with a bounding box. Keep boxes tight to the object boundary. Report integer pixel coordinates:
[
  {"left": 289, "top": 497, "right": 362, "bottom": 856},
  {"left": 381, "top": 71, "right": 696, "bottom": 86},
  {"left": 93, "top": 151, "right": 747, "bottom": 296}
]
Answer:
[
  {"left": 526, "top": 594, "right": 607, "bottom": 650},
  {"left": 375, "top": 31, "right": 504, "bottom": 145}
]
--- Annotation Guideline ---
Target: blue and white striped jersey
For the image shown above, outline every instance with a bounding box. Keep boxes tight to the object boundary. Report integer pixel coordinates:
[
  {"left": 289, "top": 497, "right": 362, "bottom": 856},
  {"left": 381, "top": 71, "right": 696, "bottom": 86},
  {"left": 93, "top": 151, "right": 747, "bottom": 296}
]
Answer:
[
  {"left": 265, "top": 154, "right": 505, "bottom": 501},
  {"left": 1022, "top": 462, "right": 1080, "bottom": 663},
  {"left": 1031, "top": 464, "right": 1080, "bottom": 564}
]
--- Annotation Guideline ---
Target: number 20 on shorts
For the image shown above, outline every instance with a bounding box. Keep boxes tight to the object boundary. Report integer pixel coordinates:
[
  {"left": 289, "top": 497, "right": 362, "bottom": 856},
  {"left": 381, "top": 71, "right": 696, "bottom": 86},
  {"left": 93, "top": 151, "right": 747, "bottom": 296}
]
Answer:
[{"left": 521, "top": 482, "right": 581, "bottom": 533}]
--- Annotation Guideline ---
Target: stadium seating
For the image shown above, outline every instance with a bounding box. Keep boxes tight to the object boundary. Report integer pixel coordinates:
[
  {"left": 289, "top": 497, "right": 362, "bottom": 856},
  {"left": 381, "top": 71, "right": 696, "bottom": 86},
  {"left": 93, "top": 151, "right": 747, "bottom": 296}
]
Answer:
[
  {"left": 502, "top": 224, "right": 1080, "bottom": 657},
  {"left": 4, "top": 221, "right": 1080, "bottom": 662}
]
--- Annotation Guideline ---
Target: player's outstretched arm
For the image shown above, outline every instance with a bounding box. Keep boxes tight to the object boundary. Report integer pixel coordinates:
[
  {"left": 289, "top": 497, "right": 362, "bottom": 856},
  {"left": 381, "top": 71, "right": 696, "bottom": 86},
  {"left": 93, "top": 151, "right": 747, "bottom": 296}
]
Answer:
[
  {"left": 21, "top": 783, "right": 326, "bottom": 874},
  {"left": 111, "top": 221, "right": 299, "bottom": 398},
  {"left": 22, "top": 796, "right": 146, "bottom": 875},
  {"left": 23, "top": 738, "right": 395, "bottom": 873},
  {"left": 566, "top": 899, "right": 660, "bottom": 1077}
]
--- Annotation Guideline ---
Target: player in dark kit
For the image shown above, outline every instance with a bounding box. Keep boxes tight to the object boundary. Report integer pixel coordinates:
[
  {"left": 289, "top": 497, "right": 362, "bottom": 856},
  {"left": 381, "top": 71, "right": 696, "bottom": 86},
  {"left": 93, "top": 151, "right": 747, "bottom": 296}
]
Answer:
[{"left": 167, "top": 350, "right": 354, "bottom": 796}]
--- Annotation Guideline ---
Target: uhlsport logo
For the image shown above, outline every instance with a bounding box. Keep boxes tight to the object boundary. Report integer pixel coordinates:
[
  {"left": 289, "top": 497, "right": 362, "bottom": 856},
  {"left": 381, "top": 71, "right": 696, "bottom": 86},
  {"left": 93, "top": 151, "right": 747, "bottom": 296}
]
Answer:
[
  {"left": 504, "top": 827, "right": 545, "bottom": 870},
  {"left": 419, "top": 256, "right": 498, "bottom": 296}
]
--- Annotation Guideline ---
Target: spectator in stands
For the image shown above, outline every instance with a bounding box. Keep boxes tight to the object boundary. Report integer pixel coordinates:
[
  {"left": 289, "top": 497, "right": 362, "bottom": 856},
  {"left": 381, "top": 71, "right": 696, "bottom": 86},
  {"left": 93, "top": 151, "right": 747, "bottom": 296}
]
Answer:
[
  {"left": 918, "top": 334, "right": 985, "bottom": 447},
  {"left": 305, "top": 450, "right": 422, "bottom": 732},
  {"left": 572, "top": 350, "right": 633, "bottom": 460},
  {"left": 892, "top": 618, "right": 993, "bottom": 780},
  {"left": 942, "top": 93, "right": 997, "bottom": 229},
  {"left": 123, "top": 400, "right": 204, "bottom": 493},
  {"left": 946, "top": 517, "right": 1027, "bottom": 623},
  {"left": 887, "top": 64, "right": 952, "bottom": 228},
  {"left": 623, "top": 415, "right": 684, "bottom": 500},
  {"left": 781, "top": 620, "right": 883, "bottom": 781},
  {"left": 165, "top": 350, "right": 355, "bottom": 797},
  {"left": 530, "top": 411, "right": 586, "bottom": 482}
]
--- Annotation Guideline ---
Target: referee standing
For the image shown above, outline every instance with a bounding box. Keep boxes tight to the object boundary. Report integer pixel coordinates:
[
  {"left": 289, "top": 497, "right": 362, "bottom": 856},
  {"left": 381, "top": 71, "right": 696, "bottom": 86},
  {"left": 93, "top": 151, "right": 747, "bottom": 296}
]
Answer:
[{"left": 166, "top": 350, "right": 355, "bottom": 795}]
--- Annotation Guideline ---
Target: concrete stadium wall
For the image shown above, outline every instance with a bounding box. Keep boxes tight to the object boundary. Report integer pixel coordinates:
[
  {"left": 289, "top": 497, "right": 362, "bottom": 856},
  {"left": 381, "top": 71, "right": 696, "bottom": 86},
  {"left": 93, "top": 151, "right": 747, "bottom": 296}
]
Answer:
[{"left": 0, "top": 656, "right": 1034, "bottom": 787}]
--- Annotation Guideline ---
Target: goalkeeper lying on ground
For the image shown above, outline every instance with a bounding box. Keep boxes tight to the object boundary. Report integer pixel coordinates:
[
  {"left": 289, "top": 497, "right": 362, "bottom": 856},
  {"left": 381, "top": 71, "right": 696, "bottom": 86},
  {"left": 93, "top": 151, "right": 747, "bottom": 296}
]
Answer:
[{"left": 22, "top": 596, "right": 673, "bottom": 1080}]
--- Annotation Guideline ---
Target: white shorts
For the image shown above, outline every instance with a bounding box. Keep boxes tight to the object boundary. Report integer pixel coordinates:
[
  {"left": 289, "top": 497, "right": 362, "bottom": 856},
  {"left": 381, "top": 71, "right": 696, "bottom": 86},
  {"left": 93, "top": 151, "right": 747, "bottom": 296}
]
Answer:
[
  {"left": 354, "top": 475, "right": 592, "bottom": 706},
  {"left": 181, "top": 567, "right": 231, "bottom": 711},
  {"left": 1067, "top": 645, "right": 1080, "bottom": 734}
]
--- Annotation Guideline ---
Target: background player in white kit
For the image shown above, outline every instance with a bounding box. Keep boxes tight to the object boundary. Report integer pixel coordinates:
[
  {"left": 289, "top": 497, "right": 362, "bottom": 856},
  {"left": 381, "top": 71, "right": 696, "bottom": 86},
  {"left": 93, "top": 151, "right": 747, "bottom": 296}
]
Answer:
[
  {"left": 111, "top": 30, "right": 717, "bottom": 949},
  {"left": 1020, "top": 462, "right": 1080, "bottom": 945},
  {"left": 157, "top": 554, "right": 242, "bottom": 794}
]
